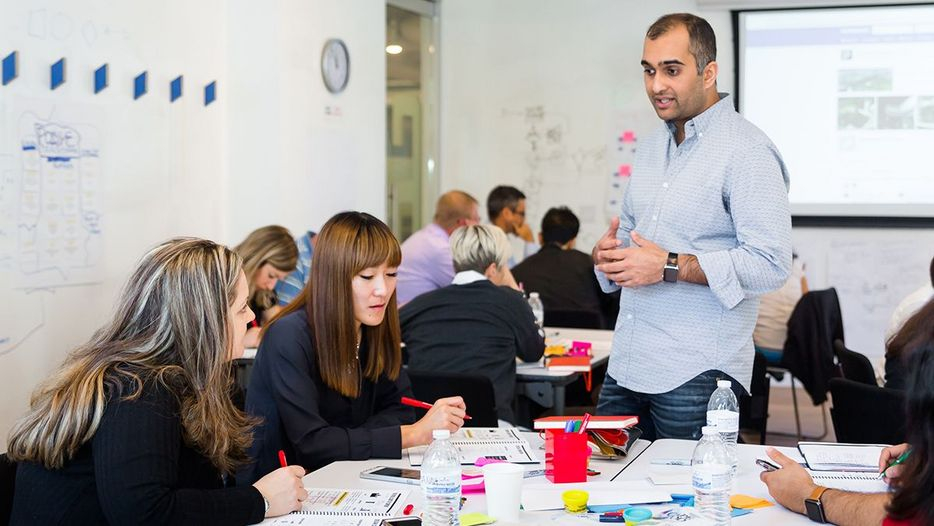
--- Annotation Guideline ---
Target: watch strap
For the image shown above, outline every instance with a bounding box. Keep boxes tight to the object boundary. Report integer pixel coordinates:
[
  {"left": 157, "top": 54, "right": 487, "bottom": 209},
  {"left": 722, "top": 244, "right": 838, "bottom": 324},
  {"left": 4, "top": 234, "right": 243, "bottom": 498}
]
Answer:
[{"left": 809, "top": 486, "right": 829, "bottom": 501}]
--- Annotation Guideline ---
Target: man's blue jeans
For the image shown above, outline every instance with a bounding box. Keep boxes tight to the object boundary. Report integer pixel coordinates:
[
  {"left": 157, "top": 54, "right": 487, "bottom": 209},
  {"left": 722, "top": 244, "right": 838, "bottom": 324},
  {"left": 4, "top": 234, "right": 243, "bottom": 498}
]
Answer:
[{"left": 596, "top": 370, "right": 747, "bottom": 441}]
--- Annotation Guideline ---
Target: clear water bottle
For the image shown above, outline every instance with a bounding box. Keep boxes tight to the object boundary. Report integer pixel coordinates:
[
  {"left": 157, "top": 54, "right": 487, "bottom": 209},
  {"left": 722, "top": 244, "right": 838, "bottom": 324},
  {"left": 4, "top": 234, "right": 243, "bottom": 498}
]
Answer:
[
  {"left": 706, "top": 379, "right": 739, "bottom": 472},
  {"left": 421, "top": 429, "right": 462, "bottom": 526},
  {"left": 692, "top": 426, "right": 732, "bottom": 525},
  {"left": 528, "top": 292, "right": 544, "bottom": 328}
]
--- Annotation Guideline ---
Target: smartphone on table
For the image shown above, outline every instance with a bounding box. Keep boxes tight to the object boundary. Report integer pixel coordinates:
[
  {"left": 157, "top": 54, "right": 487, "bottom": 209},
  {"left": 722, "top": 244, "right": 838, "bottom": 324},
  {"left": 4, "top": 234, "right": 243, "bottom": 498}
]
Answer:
[
  {"left": 360, "top": 466, "right": 421, "bottom": 486},
  {"left": 381, "top": 518, "right": 422, "bottom": 525}
]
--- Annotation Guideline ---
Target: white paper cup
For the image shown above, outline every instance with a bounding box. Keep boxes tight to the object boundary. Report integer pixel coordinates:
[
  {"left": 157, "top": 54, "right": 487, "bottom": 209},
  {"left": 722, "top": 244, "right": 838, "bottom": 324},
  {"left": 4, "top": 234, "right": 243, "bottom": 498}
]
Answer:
[{"left": 482, "top": 462, "right": 524, "bottom": 522}]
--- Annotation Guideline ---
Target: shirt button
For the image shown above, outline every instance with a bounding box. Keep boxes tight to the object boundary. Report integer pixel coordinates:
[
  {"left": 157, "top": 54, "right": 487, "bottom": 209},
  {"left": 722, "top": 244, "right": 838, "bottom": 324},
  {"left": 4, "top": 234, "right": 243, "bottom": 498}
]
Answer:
[
  {"left": 652, "top": 215, "right": 658, "bottom": 221},
  {"left": 626, "top": 313, "right": 633, "bottom": 320},
  {"left": 662, "top": 182, "right": 669, "bottom": 189},
  {"left": 698, "top": 132, "right": 704, "bottom": 138}
]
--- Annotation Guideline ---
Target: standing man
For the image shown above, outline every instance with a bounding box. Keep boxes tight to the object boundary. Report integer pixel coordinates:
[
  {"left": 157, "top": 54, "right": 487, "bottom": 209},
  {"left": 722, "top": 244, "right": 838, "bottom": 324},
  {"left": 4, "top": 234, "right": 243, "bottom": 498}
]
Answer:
[
  {"left": 396, "top": 190, "right": 481, "bottom": 305},
  {"left": 487, "top": 185, "right": 538, "bottom": 267},
  {"left": 592, "top": 13, "right": 792, "bottom": 440}
]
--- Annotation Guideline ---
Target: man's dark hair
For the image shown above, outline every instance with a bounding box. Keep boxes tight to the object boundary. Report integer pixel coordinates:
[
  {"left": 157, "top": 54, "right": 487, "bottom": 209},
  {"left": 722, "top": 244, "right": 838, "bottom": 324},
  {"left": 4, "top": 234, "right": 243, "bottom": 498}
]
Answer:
[
  {"left": 646, "top": 13, "right": 717, "bottom": 75},
  {"left": 486, "top": 185, "right": 526, "bottom": 221},
  {"left": 540, "top": 207, "right": 580, "bottom": 245}
]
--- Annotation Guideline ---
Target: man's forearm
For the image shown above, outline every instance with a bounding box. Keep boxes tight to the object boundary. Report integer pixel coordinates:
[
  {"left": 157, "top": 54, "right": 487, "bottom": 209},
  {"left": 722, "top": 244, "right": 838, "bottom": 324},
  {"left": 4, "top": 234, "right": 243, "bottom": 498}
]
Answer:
[
  {"left": 677, "top": 254, "right": 708, "bottom": 286},
  {"left": 824, "top": 490, "right": 889, "bottom": 526}
]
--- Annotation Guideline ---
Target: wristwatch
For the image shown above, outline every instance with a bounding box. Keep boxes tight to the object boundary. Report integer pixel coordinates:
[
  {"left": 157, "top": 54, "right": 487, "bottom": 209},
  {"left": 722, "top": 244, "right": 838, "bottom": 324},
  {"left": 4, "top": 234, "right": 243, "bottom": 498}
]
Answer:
[
  {"left": 663, "top": 252, "right": 679, "bottom": 283},
  {"left": 804, "top": 486, "right": 829, "bottom": 523},
  {"left": 263, "top": 496, "right": 270, "bottom": 515}
]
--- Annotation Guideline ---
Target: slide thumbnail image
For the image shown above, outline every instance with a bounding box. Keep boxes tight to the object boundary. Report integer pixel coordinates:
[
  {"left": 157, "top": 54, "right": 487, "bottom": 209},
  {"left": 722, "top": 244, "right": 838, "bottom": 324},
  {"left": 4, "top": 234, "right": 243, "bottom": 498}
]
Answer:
[
  {"left": 838, "top": 97, "right": 877, "bottom": 129},
  {"left": 838, "top": 69, "right": 892, "bottom": 92},
  {"left": 917, "top": 97, "right": 934, "bottom": 129},
  {"left": 878, "top": 97, "right": 915, "bottom": 129}
]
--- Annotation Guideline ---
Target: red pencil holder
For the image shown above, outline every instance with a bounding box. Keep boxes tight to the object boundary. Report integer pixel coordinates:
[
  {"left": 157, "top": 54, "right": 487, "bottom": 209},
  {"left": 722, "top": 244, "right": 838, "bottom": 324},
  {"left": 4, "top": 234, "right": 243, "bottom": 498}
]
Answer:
[{"left": 544, "top": 430, "right": 590, "bottom": 483}]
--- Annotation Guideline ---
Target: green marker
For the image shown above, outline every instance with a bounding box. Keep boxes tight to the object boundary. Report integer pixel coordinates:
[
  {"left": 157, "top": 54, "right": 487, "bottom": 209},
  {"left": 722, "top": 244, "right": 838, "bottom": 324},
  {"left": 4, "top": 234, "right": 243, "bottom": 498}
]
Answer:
[{"left": 880, "top": 449, "right": 911, "bottom": 479}]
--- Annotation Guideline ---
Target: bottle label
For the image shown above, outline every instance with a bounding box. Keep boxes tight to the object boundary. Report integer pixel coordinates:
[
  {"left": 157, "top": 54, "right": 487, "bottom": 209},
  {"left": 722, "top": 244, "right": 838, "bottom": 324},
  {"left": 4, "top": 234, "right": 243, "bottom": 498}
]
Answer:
[
  {"left": 692, "top": 464, "right": 731, "bottom": 491},
  {"left": 706, "top": 410, "right": 739, "bottom": 433}
]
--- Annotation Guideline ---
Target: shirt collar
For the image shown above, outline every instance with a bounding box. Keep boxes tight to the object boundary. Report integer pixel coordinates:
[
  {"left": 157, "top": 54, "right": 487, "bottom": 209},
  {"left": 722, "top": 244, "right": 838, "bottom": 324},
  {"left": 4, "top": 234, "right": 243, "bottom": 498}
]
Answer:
[
  {"left": 666, "top": 92, "right": 732, "bottom": 140},
  {"left": 452, "top": 270, "right": 488, "bottom": 285},
  {"left": 427, "top": 222, "right": 449, "bottom": 238}
]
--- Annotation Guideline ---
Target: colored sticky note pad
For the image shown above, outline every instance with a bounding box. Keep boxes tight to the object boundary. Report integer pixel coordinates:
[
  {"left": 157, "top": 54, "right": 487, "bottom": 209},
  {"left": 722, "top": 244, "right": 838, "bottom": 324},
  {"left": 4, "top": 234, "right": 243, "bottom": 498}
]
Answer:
[
  {"left": 51, "top": 58, "right": 66, "bottom": 90},
  {"left": 94, "top": 64, "right": 108, "bottom": 93},
  {"left": 170, "top": 75, "right": 183, "bottom": 102},
  {"left": 730, "top": 494, "right": 774, "bottom": 509},
  {"left": 2, "top": 51, "right": 18, "bottom": 85},
  {"left": 619, "top": 164, "right": 632, "bottom": 177},
  {"left": 204, "top": 81, "right": 216, "bottom": 106},
  {"left": 621, "top": 130, "right": 637, "bottom": 143},
  {"left": 134, "top": 71, "right": 148, "bottom": 99},
  {"left": 459, "top": 513, "right": 495, "bottom": 526}
]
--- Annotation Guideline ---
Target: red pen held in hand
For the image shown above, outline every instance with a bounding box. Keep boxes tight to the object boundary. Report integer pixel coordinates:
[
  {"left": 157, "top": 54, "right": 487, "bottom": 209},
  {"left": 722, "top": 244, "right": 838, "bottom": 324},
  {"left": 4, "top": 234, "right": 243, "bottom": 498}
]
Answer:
[
  {"left": 400, "top": 396, "right": 472, "bottom": 420},
  {"left": 278, "top": 450, "right": 287, "bottom": 468}
]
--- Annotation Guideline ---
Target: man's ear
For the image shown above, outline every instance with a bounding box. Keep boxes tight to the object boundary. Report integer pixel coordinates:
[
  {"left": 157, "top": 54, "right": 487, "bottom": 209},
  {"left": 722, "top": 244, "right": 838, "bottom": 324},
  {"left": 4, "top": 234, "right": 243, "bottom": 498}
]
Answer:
[
  {"left": 703, "top": 60, "right": 718, "bottom": 89},
  {"left": 538, "top": 233, "right": 544, "bottom": 245}
]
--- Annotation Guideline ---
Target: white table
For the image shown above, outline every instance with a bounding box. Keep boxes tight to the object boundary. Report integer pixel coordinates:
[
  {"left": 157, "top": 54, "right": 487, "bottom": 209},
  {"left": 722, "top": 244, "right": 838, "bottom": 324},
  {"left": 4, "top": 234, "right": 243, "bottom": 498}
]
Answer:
[
  {"left": 294, "top": 434, "right": 814, "bottom": 525},
  {"left": 515, "top": 327, "right": 613, "bottom": 416},
  {"left": 615, "top": 439, "right": 813, "bottom": 525},
  {"left": 298, "top": 431, "right": 649, "bottom": 525}
]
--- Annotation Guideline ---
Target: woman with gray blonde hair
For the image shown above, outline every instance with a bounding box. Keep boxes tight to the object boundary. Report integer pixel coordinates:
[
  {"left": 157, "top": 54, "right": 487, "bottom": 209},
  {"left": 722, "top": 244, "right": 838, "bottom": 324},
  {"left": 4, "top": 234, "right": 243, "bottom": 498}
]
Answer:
[
  {"left": 8, "top": 238, "right": 307, "bottom": 525},
  {"left": 400, "top": 224, "right": 544, "bottom": 425}
]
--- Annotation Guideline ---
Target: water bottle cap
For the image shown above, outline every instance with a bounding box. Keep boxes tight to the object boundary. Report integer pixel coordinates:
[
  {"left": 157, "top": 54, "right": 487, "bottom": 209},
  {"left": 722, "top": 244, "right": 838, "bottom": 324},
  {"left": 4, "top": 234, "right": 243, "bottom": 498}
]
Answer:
[
  {"left": 701, "top": 425, "right": 719, "bottom": 435},
  {"left": 530, "top": 292, "right": 540, "bottom": 298},
  {"left": 717, "top": 380, "right": 731, "bottom": 389},
  {"left": 432, "top": 429, "right": 451, "bottom": 440}
]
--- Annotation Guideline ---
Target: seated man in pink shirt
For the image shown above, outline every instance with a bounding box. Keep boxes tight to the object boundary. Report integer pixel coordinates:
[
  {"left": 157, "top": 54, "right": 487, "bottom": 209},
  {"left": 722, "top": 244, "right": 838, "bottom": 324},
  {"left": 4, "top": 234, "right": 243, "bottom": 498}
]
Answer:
[{"left": 396, "top": 190, "right": 480, "bottom": 305}]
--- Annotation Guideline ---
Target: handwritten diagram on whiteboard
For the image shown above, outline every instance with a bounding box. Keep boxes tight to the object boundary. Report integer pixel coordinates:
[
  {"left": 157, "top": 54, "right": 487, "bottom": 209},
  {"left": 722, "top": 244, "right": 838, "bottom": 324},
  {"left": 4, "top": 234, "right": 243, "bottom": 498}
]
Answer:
[{"left": 0, "top": 99, "right": 104, "bottom": 355}]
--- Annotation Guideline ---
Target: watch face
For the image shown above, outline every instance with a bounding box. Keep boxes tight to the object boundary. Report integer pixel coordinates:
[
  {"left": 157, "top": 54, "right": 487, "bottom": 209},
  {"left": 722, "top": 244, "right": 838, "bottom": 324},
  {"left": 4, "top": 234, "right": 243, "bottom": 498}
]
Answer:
[
  {"left": 805, "top": 499, "right": 826, "bottom": 523},
  {"left": 321, "top": 38, "right": 350, "bottom": 94}
]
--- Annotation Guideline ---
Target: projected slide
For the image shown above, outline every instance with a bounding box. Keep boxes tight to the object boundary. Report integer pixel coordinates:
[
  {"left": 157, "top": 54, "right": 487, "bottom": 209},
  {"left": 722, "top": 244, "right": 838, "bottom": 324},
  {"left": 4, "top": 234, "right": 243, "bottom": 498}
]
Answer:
[{"left": 738, "top": 6, "right": 934, "bottom": 218}]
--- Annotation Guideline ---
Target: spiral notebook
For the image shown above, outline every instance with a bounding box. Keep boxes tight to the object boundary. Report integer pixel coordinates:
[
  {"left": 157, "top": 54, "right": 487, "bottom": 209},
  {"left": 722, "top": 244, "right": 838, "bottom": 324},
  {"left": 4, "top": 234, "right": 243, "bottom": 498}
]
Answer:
[
  {"left": 260, "top": 488, "right": 408, "bottom": 526},
  {"left": 805, "top": 470, "right": 889, "bottom": 493},
  {"left": 407, "top": 427, "right": 537, "bottom": 465}
]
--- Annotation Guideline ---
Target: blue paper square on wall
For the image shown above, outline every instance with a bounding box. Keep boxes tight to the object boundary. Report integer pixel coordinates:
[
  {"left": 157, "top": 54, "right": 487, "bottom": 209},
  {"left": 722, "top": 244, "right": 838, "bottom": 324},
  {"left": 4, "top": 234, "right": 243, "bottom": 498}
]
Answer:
[
  {"left": 204, "top": 81, "right": 216, "bottom": 106},
  {"left": 2, "top": 51, "right": 18, "bottom": 85},
  {"left": 51, "top": 58, "right": 66, "bottom": 90},
  {"left": 94, "top": 64, "right": 108, "bottom": 93},
  {"left": 134, "top": 71, "right": 147, "bottom": 99},
  {"left": 170, "top": 76, "right": 183, "bottom": 102}
]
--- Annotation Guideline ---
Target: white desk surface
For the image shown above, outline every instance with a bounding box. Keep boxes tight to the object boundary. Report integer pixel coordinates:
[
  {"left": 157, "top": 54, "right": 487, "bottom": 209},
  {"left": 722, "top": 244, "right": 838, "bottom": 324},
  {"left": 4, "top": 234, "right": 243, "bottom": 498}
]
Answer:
[
  {"left": 294, "top": 434, "right": 814, "bottom": 526},
  {"left": 516, "top": 327, "right": 613, "bottom": 379},
  {"left": 298, "top": 431, "right": 649, "bottom": 525}
]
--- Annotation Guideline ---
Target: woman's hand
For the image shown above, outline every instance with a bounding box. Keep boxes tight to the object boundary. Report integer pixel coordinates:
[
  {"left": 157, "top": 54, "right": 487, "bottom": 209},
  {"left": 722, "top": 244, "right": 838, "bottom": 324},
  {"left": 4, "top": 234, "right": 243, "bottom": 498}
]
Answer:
[
  {"left": 401, "top": 396, "right": 467, "bottom": 448},
  {"left": 253, "top": 465, "right": 307, "bottom": 517},
  {"left": 878, "top": 443, "right": 910, "bottom": 483}
]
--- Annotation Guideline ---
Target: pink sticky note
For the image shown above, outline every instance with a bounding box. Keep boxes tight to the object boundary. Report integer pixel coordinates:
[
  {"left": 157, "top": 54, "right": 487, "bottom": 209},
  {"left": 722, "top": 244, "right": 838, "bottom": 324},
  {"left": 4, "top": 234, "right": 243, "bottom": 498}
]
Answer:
[
  {"left": 621, "top": 130, "right": 636, "bottom": 143},
  {"left": 619, "top": 164, "right": 632, "bottom": 177}
]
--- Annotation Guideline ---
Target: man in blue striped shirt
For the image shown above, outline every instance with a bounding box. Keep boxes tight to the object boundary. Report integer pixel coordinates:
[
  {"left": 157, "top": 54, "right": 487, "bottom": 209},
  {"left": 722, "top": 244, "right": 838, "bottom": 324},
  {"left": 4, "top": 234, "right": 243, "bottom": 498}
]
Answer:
[{"left": 592, "top": 13, "right": 792, "bottom": 440}]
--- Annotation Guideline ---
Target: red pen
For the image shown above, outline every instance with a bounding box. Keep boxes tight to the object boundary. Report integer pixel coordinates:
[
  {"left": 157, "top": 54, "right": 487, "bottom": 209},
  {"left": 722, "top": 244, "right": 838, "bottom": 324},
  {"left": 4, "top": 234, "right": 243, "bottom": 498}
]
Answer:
[
  {"left": 403, "top": 504, "right": 414, "bottom": 515},
  {"left": 400, "top": 396, "right": 472, "bottom": 420},
  {"left": 578, "top": 412, "right": 592, "bottom": 435},
  {"left": 278, "top": 450, "right": 287, "bottom": 468}
]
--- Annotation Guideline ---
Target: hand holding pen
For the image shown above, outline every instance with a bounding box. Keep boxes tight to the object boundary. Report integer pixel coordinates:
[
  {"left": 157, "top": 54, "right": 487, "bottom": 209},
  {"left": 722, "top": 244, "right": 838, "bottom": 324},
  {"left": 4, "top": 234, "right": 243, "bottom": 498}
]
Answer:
[{"left": 878, "top": 443, "right": 911, "bottom": 481}]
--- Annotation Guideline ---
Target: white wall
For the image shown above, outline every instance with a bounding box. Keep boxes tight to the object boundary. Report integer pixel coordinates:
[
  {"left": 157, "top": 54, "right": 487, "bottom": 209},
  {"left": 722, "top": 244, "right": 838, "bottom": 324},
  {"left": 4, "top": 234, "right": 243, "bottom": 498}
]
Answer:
[
  {"left": 438, "top": 0, "right": 933, "bottom": 363},
  {"left": 0, "top": 0, "right": 386, "bottom": 448},
  {"left": 226, "top": 0, "right": 386, "bottom": 244}
]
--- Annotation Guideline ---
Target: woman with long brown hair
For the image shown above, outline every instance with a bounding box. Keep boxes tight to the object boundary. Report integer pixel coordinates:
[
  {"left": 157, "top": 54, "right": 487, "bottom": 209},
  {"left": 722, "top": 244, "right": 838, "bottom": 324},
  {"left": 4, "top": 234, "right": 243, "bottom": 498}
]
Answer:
[
  {"left": 8, "top": 238, "right": 307, "bottom": 524},
  {"left": 240, "top": 212, "right": 466, "bottom": 482}
]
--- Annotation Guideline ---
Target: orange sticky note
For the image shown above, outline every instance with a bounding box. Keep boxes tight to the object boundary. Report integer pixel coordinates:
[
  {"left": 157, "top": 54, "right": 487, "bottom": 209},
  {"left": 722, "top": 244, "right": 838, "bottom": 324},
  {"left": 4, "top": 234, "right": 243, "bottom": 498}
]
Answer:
[{"left": 730, "top": 494, "right": 774, "bottom": 509}]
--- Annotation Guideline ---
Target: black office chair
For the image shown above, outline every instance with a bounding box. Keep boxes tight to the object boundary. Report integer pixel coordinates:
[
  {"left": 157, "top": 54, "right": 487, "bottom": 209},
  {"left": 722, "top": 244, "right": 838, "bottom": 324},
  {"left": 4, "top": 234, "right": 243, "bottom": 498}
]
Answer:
[
  {"left": 778, "top": 288, "right": 844, "bottom": 439},
  {"left": 543, "top": 309, "right": 603, "bottom": 330},
  {"left": 1, "top": 452, "right": 16, "bottom": 526},
  {"left": 739, "top": 351, "right": 771, "bottom": 445},
  {"left": 829, "top": 378, "right": 906, "bottom": 444},
  {"left": 832, "top": 339, "right": 877, "bottom": 386},
  {"left": 407, "top": 371, "right": 499, "bottom": 428}
]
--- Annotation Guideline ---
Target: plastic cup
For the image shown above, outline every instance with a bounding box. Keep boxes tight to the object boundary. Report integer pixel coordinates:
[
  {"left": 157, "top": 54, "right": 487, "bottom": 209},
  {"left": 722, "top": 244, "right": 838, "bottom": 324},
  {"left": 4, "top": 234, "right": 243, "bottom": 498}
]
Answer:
[
  {"left": 482, "top": 462, "right": 524, "bottom": 522},
  {"left": 624, "top": 507, "right": 653, "bottom": 525}
]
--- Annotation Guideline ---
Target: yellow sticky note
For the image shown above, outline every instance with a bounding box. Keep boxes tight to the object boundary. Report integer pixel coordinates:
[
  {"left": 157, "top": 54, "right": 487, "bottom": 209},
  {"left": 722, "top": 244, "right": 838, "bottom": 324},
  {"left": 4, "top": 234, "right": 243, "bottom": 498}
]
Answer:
[
  {"left": 730, "top": 494, "right": 774, "bottom": 509},
  {"left": 460, "top": 512, "right": 496, "bottom": 526}
]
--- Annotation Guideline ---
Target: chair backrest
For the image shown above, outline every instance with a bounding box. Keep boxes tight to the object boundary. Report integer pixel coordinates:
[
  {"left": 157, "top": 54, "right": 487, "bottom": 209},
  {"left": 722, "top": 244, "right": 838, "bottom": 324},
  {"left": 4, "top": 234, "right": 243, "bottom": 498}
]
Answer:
[
  {"left": 739, "top": 351, "right": 770, "bottom": 445},
  {"left": 543, "top": 309, "right": 603, "bottom": 330},
  {"left": 832, "top": 339, "right": 877, "bottom": 386},
  {"left": 0, "top": 452, "right": 16, "bottom": 526},
  {"left": 780, "top": 288, "right": 844, "bottom": 405},
  {"left": 406, "top": 371, "right": 499, "bottom": 428},
  {"left": 829, "top": 378, "right": 906, "bottom": 444}
]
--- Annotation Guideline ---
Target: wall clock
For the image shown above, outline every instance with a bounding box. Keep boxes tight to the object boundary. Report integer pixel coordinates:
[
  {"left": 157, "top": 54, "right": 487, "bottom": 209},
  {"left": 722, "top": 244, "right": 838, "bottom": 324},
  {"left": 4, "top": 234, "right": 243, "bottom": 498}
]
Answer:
[{"left": 321, "top": 38, "right": 350, "bottom": 94}]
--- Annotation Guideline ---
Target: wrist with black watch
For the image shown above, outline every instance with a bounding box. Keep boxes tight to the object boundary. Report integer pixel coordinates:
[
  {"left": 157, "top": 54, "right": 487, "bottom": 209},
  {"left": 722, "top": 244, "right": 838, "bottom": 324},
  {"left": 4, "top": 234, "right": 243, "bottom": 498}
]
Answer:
[
  {"left": 805, "top": 486, "right": 830, "bottom": 523},
  {"left": 663, "top": 252, "right": 679, "bottom": 283}
]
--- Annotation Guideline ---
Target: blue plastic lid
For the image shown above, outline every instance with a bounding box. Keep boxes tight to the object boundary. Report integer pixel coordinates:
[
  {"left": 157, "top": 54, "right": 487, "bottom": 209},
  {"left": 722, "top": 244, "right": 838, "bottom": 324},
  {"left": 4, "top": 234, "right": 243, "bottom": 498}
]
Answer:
[{"left": 623, "top": 507, "right": 653, "bottom": 521}]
